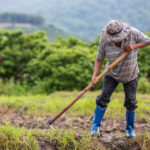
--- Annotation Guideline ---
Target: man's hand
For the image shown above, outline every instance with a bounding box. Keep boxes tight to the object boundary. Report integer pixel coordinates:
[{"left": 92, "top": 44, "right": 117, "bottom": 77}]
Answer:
[
  {"left": 92, "top": 75, "right": 98, "bottom": 86},
  {"left": 92, "top": 59, "right": 103, "bottom": 86},
  {"left": 124, "top": 42, "right": 150, "bottom": 52},
  {"left": 123, "top": 44, "right": 136, "bottom": 52}
]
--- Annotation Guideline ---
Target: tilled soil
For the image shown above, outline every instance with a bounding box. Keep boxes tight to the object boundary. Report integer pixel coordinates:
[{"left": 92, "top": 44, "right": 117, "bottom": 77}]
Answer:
[{"left": 0, "top": 113, "right": 150, "bottom": 150}]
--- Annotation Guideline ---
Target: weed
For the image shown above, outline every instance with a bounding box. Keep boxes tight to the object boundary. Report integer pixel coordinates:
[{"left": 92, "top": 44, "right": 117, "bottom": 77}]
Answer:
[
  {"left": 0, "top": 123, "right": 38, "bottom": 150},
  {"left": 33, "top": 128, "right": 105, "bottom": 150}
]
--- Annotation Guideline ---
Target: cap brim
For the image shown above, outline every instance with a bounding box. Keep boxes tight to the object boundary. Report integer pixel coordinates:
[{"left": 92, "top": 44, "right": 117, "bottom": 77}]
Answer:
[{"left": 101, "top": 23, "right": 131, "bottom": 43}]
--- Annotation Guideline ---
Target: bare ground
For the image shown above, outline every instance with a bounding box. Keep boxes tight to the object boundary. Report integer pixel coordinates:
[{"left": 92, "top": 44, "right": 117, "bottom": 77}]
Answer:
[{"left": 0, "top": 113, "right": 150, "bottom": 150}]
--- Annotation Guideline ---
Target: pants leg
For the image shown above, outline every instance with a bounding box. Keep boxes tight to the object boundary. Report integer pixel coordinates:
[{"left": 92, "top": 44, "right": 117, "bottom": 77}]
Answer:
[
  {"left": 96, "top": 75, "right": 119, "bottom": 108},
  {"left": 123, "top": 77, "right": 138, "bottom": 111}
]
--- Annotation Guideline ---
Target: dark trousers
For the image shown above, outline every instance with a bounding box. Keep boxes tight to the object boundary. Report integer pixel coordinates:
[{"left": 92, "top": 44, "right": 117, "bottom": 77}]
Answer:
[{"left": 96, "top": 75, "right": 138, "bottom": 111}]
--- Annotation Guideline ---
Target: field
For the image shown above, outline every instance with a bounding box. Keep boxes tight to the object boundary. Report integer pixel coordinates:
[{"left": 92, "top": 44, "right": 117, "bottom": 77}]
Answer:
[{"left": 0, "top": 91, "right": 150, "bottom": 150}]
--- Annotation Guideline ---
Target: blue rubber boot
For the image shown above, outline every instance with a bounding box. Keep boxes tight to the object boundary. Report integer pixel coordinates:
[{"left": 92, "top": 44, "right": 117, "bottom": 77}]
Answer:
[
  {"left": 126, "top": 109, "right": 136, "bottom": 138},
  {"left": 91, "top": 105, "right": 106, "bottom": 135}
]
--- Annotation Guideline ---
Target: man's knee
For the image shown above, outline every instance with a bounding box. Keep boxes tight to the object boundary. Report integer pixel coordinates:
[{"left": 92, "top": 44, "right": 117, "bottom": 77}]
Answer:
[
  {"left": 96, "top": 92, "right": 110, "bottom": 108},
  {"left": 124, "top": 98, "right": 137, "bottom": 111}
]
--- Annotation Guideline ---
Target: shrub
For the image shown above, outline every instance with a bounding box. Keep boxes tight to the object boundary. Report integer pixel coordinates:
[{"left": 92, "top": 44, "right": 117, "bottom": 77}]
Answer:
[
  {"left": 138, "top": 76, "right": 150, "bottom": 93},
  {"left": 0, "top": 29, "right": 149, "bottom": 94}
]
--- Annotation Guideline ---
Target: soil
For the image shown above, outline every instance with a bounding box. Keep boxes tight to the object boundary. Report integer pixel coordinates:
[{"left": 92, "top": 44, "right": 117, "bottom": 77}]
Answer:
[{"left": 0, "top": 113, "right": 150, "bottom": 150}]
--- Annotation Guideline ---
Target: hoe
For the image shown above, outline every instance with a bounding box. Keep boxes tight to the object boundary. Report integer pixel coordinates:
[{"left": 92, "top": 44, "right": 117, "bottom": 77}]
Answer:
[{"left": 47, "top": 51, "right": 130, "bottom": 130}]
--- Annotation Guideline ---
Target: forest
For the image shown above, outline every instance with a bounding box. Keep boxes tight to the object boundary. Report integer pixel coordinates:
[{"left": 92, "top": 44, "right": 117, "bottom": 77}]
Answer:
[
  {"left": 0, "top": 30, "right": 149, "bottom": 95},
  {"left": 0, "top": 13, "right": 44, "bottom": 25}
]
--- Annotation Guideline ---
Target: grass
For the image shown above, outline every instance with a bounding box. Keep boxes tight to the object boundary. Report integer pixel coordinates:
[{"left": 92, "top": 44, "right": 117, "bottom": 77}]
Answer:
[
  {"left": 34, "top": 128, "right": 106, "bottom": 150},
  {"left": 0, "top": 123, "right": 150, "bottom": 150},
  {"left": 0, "top": 123, "right": 38, "bottom": 150},
  {"left": 0, "top": 123, "right": 105, "bottom": 150},
  {"left": 0, "top": 91, "right": 149, "bottom": 119},
  {"left": 0, "top": 91, "right": 150, "bottom": 149}
]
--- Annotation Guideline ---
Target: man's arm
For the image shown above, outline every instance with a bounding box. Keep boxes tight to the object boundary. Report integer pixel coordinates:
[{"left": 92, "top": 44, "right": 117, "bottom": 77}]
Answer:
[
  {"left": 124, "top": 42, "right": 150, "bottom": 52},
  {"left": 92, "top": 59, "right": 103, "bottom": 85}
]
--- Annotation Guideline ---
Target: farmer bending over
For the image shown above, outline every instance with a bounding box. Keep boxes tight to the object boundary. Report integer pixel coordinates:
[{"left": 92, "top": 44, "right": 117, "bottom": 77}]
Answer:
[{"left": 91, "top": 20, "right": 150, "bottom": 138}]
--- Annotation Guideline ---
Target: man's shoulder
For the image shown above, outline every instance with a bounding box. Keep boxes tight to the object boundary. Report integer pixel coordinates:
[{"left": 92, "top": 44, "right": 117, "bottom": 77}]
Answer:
[
  {"left": 100, "top": 38, "right": 113, "bottom": 47},
  {"left": 130, "top": 27, "right": 140, "bottom": 35}
]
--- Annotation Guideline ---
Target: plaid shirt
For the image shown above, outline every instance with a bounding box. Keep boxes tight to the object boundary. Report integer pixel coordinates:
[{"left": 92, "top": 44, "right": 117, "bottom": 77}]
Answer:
[{"left": 96, "top": 27, "right": 150, "bottom": 83}]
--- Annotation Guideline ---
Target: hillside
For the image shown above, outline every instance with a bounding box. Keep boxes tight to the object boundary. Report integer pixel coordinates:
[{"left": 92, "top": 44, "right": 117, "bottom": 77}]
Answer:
[
  {"left": 0, "top": 23, "right": 68, "bottom": 41},
  {"left": 0, "top": 13, "right": 68, "bottom": 41},
  {"left": 0, "top": 0, "right": 150, "bottom": 40}
]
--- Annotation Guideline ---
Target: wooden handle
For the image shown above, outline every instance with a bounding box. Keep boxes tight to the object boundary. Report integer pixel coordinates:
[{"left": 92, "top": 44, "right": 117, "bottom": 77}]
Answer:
[{"left": 49, "top": 51, "right": 129, "bottom": 125}]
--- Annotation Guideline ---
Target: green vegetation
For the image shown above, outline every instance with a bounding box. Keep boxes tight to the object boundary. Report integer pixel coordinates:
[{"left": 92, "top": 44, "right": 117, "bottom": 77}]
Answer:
[
  {"left": 0, "top": 30, "right": 149, "bottom": 95},
  {"left": 4, "top": 24, "right": 68, "bottom": 42},
  {"left": 0, "top": 92, "right": 150, "bottom": 149},
  {"left": 0, "top": 91, "right": 149, "bottom": 120},
  {"left": 1, "top": 0, "right": 150, "bottom": 40},
  {"left": 34, "top": 128, "right": 105, "bottom": 150},
  {"left": 0, "top": 123, "right": 38, "bottom": 150},
  {"left": 0, "top": 123, "right": 150, "bottom": 150},
  {"left": 0, "top": 123, "right": 105, "bottom": 150}
]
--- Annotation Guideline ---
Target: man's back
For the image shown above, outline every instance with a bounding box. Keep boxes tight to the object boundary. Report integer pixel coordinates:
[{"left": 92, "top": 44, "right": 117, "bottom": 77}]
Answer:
[{"left": 96, "top": 27, "right": 150, "bottom": 83}]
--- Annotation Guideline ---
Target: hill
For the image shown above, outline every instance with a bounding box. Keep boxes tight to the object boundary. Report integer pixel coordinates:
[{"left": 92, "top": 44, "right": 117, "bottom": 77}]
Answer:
[
  {"left": 0, "top": 13, "right": 68, "bottom": 41},
  {"left": 0, "top": 23, "right": 68, "bottom": 41},
  {"left": 0, "top": 0, "right": 150, "bottom": 40}
]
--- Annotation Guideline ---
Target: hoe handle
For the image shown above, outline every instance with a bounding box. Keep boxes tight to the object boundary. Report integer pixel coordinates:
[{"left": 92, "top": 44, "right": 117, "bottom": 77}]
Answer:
[{"left": 49, "top": 52, "right": 129, "bottom": 125}]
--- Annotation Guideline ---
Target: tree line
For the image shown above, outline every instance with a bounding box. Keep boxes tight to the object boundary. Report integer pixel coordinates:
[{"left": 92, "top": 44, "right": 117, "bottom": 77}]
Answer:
[
  {"left": 0, "top": 13, "right": 44, "bottom": 25},
  {"left": 0, "top": 30, "right": 149, "bottom": 94}
]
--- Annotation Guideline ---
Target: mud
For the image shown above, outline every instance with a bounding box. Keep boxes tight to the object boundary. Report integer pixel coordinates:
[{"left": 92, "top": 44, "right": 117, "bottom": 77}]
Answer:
[{"left": 0, "top": 113, "right": 150, "bottom": 150}]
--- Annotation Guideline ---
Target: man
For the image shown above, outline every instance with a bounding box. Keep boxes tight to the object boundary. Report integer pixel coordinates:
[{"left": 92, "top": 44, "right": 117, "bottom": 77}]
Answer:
[{"left": 91, "top": 20, "right": 150, "bottom": 138}]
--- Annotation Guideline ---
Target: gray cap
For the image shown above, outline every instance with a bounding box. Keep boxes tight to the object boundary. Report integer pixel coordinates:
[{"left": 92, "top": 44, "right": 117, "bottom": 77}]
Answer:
[{"left": 101, "top": 20, "right": 131, "bottom": 43}]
